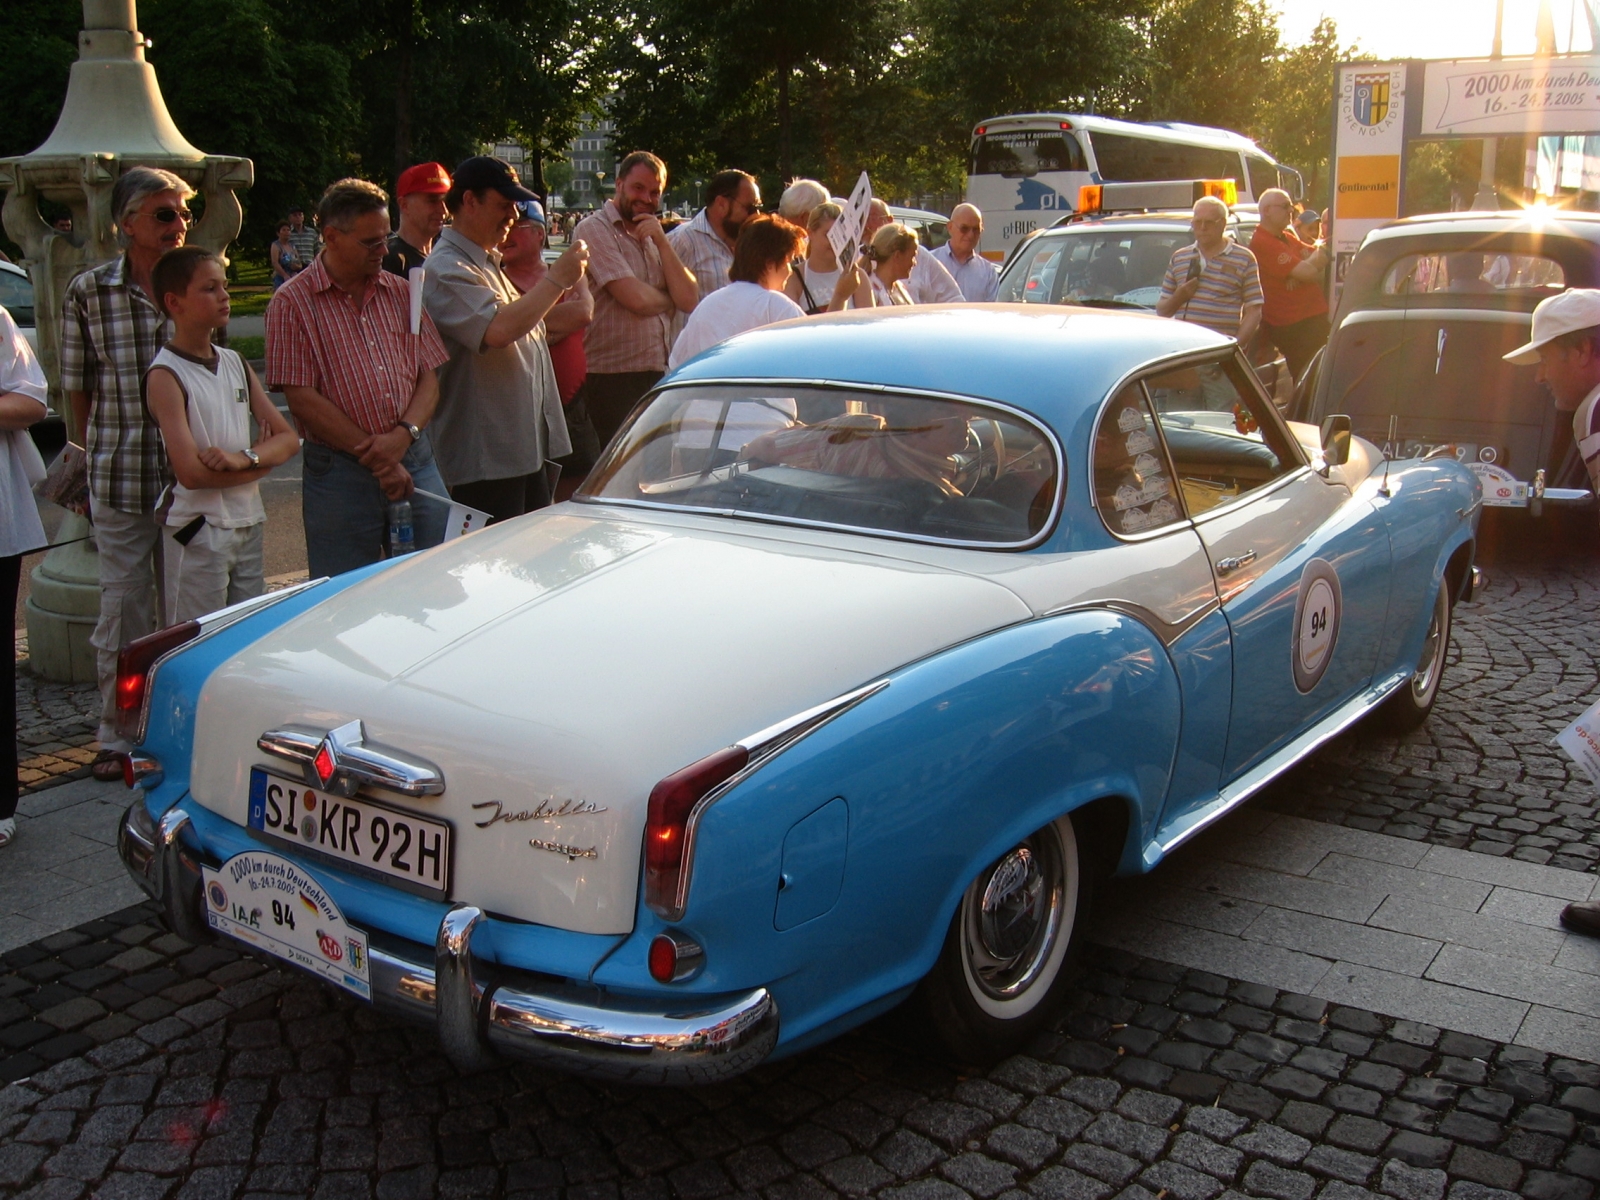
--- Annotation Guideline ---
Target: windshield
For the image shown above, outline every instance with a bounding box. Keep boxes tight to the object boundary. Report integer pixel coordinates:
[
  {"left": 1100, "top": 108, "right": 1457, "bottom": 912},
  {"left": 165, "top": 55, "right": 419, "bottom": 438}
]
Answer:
[
  {"left": 969, "top": 130, "right": 1087, "bottom": 178},
  {"left": 999, "top": 229, "right": 1195, "bottom": 307},
  {"left": 579, "top": 385, "right": 1061, "bottom": 547}
]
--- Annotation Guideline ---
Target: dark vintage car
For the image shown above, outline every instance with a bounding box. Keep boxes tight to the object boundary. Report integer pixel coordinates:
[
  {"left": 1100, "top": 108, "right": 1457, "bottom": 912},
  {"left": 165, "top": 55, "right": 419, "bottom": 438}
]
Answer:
[{"left": 1301, "top": 210, "right": 1600, "bottom": 514}]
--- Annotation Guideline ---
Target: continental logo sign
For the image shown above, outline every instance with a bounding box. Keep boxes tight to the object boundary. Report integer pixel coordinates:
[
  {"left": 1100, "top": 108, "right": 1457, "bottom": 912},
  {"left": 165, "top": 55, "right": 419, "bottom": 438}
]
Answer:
[{"left": 1335, "top": 155, "right": 1401, "bottom": 220}]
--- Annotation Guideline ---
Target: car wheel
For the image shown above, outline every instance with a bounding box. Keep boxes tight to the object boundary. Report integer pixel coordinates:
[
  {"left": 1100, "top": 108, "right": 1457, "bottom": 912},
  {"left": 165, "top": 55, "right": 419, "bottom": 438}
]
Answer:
[
  {"left": 921, "top": 813, "right": 1088, "bottom": 1064},
  {"left": 1373, "top": 579, "right": 1452, "bottom": 734}
]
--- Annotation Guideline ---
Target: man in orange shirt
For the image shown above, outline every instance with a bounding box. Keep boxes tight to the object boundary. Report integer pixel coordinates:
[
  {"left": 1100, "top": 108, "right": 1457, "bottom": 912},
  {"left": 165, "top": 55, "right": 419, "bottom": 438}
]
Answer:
[{"left": 1250, "top": 189, "right": 1329, "bottom": 383}]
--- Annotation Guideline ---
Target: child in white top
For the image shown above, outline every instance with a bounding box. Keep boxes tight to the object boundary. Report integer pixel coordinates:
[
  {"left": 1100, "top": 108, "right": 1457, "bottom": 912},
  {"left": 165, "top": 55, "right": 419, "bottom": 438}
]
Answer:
[{"left": 144, "top": 247, "right": 299, "bottom": 624}]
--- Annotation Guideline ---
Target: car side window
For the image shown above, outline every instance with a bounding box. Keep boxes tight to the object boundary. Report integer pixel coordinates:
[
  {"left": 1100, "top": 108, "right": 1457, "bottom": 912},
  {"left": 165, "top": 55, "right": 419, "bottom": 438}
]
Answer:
[
  {"left": 1000, "top": 240, "right": 1063, "bottom": 304},
  {"left": 1144, "top": 358, "right": 1299, "bottom": 516},
  {"left": 1094, "top": 385, "right": 1185, "bottom": 536}
]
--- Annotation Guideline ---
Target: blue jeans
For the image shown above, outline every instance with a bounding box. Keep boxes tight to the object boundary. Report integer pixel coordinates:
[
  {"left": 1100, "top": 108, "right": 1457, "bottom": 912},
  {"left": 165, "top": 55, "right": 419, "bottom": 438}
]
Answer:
[{"left": 302, "top": 435, "right": 449, "bottom": 578}]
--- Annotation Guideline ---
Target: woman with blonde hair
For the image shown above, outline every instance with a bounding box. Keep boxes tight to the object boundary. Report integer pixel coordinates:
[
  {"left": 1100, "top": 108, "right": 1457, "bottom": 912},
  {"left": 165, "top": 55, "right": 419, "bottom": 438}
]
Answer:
[
  {"left": 867, "top": 223, "right": 919, "bottom": 306},
  {"left": 785, "top": 201, "right": 870, "bottom": 314}
]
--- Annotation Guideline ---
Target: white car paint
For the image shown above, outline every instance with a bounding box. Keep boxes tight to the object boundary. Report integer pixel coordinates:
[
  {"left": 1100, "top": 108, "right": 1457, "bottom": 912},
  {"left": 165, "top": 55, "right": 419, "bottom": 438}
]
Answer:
[{"left": 187, "top": 508, "right": 1033, "bottom": 934}]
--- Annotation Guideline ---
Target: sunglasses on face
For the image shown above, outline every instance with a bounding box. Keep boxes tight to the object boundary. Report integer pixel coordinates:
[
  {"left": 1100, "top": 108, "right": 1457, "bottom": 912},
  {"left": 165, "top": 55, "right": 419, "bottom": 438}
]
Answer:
[
  {"left": 1192, "top": 219, "right": 1224, "bottom": 229},
  {"left": 146, "top": 207, "right": 193, "bottom": 225}
]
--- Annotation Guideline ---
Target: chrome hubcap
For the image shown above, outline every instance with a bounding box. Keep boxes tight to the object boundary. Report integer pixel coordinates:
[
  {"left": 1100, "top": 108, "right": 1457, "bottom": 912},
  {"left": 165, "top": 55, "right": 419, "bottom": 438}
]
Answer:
[
  {"left": 1411, "top": 586, "right": 1448, "bottom": 701},
  {"left": 964, "top": 833, "right": 1064, "bottom": 1000}
]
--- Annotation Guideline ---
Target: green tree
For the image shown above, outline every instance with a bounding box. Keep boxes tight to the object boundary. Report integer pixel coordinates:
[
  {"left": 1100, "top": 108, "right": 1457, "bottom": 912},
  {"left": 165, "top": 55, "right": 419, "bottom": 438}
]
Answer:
[
  {"left": 1257, "top": 17, "right": 1360, "bottom": 203},
  {"left": 1112, "top": 0, "right": 1281, "bottom": 134},
  {"left": 0, "top": 0, "right": 79, "bottom": 160}
]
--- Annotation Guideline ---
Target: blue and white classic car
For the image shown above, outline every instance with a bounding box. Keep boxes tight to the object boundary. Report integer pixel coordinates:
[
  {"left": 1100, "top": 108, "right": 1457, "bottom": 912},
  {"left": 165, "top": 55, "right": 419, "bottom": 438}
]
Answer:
[{"left": 117, "top": 306, "right": 1479, "bottom": 1083}]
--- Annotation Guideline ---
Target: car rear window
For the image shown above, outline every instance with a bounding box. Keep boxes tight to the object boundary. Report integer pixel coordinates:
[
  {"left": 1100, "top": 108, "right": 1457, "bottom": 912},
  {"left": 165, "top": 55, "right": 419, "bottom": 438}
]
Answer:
[
  {"left": 1380, "top": 252, "right": 1565, "bottom": 299},
  {"left": 579, "top": 385, "right": 1061, "bottom": 547}
]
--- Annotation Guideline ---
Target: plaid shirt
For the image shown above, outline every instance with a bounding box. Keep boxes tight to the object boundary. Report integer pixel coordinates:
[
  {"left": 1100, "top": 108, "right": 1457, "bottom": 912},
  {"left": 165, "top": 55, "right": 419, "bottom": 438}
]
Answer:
[
  {"left": 59, "top": 255, "right": 173, "bottom": 514},
  {"left": 573, "top": 200, "right": 675, "bottom": 373},
  {"left": 265, "top": 256, "right": 448, "bottom": 445}
]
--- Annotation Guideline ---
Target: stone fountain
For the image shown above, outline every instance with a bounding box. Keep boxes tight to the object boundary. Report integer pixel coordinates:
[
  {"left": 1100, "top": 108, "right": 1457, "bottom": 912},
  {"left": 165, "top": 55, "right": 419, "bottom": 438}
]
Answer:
[{"left": 0, "top": 0, "right": 253, "bottom": 681}]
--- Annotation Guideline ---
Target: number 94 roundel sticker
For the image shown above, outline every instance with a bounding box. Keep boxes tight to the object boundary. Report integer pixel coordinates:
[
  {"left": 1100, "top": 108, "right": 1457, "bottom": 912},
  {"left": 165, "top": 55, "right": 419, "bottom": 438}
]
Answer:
[{"left": 1292, "top": 558, "right": 1342, "bottom": 693}]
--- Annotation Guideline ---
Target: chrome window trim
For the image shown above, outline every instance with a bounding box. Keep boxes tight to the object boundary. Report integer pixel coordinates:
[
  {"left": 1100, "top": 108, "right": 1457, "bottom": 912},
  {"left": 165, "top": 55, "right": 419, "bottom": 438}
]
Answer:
[
  {"left": 655, "top": 678, "right": 890, "bottom": 922},
  {"left": 573, "top": 378, "right": 1066, "bottom": 552},
  {"left": 1183, "top": 464, "right": 1316, "bottom": 533},
  {"left": 135, "top": 578, "right": 328, "bottom": 745}
]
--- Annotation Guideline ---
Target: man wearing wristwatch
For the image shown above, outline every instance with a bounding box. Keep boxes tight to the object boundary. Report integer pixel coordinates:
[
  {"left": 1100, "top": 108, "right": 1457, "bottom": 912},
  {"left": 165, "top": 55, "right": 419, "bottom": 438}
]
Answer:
[
  {"left": 422, "top": 157, "right": 588, "bottom": 520},
  {"left": 266, "top": 179, "right": 454, "bottom": 576}
]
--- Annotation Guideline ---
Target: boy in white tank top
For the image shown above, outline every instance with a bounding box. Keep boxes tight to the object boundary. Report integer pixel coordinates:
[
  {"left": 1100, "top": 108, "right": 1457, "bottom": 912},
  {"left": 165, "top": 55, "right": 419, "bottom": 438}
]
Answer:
[{"left": 144, "top": 247, "right": 300, "bottom": 624}]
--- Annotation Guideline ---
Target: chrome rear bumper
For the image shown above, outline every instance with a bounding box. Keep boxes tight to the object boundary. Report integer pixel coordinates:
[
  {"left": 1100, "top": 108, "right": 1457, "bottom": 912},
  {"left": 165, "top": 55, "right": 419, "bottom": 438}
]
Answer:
[{"left": 119, "top": 800, "right": 779, "bottom": 1084}]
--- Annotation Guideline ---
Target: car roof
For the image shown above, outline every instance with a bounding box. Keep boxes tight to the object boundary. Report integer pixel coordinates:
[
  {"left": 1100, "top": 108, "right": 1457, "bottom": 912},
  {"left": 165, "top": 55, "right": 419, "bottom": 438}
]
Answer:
[
  {"left": 0, "top": 261, "right": 27, "bottom": 279},
  {"left": 661, "top": 305, "right": 1229, "bottom": 428},
  {"left": 1367, "top": 209, "right": 1600, "bottom": 245},
  {"left": 1043, "top": 210, "right": 1255, "bottom": 233},
  {"left": 890, "top": 206, "right": 947, "bottom": 224}
]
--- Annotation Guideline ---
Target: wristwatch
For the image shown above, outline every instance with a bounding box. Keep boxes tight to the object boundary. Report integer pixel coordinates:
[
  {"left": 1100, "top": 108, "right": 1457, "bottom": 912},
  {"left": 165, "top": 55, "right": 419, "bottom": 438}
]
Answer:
[
  {"left": 242, "top": 448, "right": 260, "bottom": 467},
  {"left": 399, "top": 421, "right": 423, "bottom": 443}
]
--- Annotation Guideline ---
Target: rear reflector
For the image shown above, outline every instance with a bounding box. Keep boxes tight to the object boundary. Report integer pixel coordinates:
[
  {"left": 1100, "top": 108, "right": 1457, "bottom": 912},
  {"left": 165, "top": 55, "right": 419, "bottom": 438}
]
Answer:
[
  {"left": 648, "top": 932, "right": 705, "bottom": 983},
  {"left": 115, "top": 621, "right": 201, "bottom": 740},
  {"left": 644, "top": 745, "right": 748, "bottom": 918}
]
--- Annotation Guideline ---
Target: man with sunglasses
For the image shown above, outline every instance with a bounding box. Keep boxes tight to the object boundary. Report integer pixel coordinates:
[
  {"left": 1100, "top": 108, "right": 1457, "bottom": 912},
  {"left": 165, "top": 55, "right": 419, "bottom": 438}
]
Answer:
[
  {"left": 929, "top": 204, "right": 1000, "bottom": 302},
  {"left": 667, "top": 170, "right": 761, "bottom": 307},
  {"left": 1156, "top": 196, "right": 1263, "bottom": 348},
  {"left": 60, "top": 166, "right": 194, "bottom": 779}
]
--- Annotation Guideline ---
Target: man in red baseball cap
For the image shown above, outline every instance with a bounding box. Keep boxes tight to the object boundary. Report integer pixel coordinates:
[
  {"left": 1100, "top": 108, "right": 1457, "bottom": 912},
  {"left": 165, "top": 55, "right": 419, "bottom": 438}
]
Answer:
[{"left": 383, "top": 161, "right": 451, "bottom": 278}]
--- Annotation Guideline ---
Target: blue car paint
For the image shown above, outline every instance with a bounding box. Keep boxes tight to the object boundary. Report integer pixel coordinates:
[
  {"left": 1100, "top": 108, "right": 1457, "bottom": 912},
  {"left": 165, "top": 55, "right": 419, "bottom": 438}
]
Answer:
[
  {"left": 590, "top": 609, "right": 1182, "bottom": 1051},
  {"left": 1374, "top": 462, "right": 1479, "bottom": 673},
  {"left": 1154, "top": 605, "right": 1232, "bottom": 846}
]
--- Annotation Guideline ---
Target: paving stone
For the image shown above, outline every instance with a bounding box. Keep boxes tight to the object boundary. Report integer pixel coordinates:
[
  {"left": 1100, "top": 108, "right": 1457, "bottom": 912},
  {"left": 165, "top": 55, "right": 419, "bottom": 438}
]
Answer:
[
  {"left": 1167, "top": 1132, "right": 1242, "bottom": 1181},
  {"left": 1240, "top": 1161, "right": 1316, "bottom": 1200},
  {"left": 1378, "top": 1160, "right": 1446, "bottom": 1200},
  {"left": 1231, "top": 1125, "right": 1311, "bottom": 1166},
  {"left": 1063, "top": 1143, "right": 1140, "bottom": 1186},
  {"left": 985, "top": 1126, "right": 1056, "bottom": 1172},
  {"left": 1025, "top": 1166, "right": 1112, "bottom": 1200}
]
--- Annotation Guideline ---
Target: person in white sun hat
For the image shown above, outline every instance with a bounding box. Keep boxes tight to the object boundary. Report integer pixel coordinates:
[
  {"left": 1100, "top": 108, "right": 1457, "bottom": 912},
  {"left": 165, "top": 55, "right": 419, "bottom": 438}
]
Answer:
[
  {"left": 1505, "top": 288, "right": 1600, "bottom": 505},
  {"left": 1504, "top": 287, "right": 1600, "bottom": 938}
]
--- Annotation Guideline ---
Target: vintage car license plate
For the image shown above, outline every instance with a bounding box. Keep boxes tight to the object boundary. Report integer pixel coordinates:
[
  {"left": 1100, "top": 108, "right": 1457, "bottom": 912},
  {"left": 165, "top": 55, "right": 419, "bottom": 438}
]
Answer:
[
  {"left": 201, "top": 851, "right": 371, "bottom": 999},
  {"left": 247, "top": 767, "right": 452, "bottom": 897}
]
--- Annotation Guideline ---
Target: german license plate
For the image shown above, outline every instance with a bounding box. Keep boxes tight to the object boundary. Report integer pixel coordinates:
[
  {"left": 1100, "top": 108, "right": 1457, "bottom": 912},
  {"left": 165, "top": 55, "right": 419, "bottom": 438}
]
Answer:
[
  {"left": 202, "top": 850, "right": 371, "bottom": 999},
  {"left": 247, "top": 767, "right": 452, "bottom": 897}
]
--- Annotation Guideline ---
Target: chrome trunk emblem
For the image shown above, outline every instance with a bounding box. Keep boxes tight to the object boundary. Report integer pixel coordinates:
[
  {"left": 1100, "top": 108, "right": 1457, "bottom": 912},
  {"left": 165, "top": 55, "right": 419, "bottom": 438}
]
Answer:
[{"left": 258, "top": 720, "right": 445, "bottom": 798}]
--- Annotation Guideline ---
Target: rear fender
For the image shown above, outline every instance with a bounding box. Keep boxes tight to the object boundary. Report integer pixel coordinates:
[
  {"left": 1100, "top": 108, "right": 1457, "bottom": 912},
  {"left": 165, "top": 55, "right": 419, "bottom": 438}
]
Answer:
[
  {"left": 596, "top": 609, "right": 1181, "bottom": 1050},
  {"left": 1375, "top": 460, "right": 1477, "bottom": 676}
]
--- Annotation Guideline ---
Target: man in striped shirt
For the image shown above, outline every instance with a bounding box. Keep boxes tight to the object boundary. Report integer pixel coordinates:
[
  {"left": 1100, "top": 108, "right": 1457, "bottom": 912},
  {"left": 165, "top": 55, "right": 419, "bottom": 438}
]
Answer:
[
  {"left": 266, "top": 179, "right": 451, "bottom": 577},
  {"left": 1157, "top": 197, "right": 1263, "bottom": 346},
  {"left": 60, "top": 166, "right": 190, "bottom": 771}
]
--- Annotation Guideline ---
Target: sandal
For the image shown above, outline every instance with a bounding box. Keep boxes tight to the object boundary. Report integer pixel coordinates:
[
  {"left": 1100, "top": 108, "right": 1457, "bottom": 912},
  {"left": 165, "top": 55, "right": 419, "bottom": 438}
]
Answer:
[
  {"left": 91, "top": 750, "right": 124, "bottom": 783},
  {"left": 0, "top": 819, "right": 15, "bottom": 848}
]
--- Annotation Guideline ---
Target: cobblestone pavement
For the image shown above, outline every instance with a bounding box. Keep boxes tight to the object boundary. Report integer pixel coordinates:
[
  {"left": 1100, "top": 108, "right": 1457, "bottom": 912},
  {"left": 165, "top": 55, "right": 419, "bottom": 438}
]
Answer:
[
  {"left": 2, "top": 901, "right": 1599, "bottom": 1200},
  {"left": 13, "top": 634, "right": 101, "bottom": 797},
  {"left": 1260, "top": 513, "right": 1600, "bottom": 873}
]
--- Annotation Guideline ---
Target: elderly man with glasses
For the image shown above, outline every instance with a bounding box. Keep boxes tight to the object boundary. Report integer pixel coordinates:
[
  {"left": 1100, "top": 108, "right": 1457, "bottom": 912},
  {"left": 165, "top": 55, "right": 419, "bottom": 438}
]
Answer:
[
  {"left": 1250, "top": 188, "right": 1329, "bottom": 382},
  {"left": 930, "top": 204, "right": 1000, "bottom": 302},
  {"left": 1156, "top": 195, "right": 1263, "bottom": 348},
  {"left": 266, "top": 178, "right": 453, "bottom": 577},
  {"left": 60, "top": 166, "right": 193, "bottom": 779}
]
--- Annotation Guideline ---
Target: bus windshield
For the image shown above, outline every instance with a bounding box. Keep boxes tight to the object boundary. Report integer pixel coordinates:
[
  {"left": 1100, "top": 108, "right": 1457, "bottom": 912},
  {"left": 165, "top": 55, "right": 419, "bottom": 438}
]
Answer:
[{"left": 969, "top": 129, "right": 1087, "bottom": 178}]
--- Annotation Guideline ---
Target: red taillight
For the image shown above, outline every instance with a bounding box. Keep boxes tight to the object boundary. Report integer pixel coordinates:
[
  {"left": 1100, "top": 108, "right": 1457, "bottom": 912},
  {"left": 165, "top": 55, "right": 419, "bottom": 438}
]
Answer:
[
  {"left": 648, "top": 936, "right": 677, "bottom": 982},
  {"left": 644, "top": 745, "right": 748, "bottom": 916},
  {"left": 1060, "top": 120, "right": 1073, "bottom": 130},
  {"left": 974, "top": 125, "right": 986, "bottom": 136},
  {"left": 115, "top": 621, "right": 201, "bottom": 738}
]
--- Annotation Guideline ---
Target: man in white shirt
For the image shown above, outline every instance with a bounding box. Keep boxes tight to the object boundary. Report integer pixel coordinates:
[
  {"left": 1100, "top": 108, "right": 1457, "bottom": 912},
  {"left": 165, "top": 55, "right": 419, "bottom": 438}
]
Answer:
[
  {"left": 930, "top": 204, "right": 999, "bottom": 302},
  {"left": 863, "top": 199, "right": 961, "bottom": 304},
  {"left": 1505, "top": 288, "right": 1600, "bottom": 503}
]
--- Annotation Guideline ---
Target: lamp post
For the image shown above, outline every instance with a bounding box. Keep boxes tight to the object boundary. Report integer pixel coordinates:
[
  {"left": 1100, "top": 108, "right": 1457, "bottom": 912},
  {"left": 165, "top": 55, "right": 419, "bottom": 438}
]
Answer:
[
  {"left": 0, "top": 0, "right": 252, "bottom": 681},
  {"left": 594, "top": 170, "right": 607, "bottom": 210}
]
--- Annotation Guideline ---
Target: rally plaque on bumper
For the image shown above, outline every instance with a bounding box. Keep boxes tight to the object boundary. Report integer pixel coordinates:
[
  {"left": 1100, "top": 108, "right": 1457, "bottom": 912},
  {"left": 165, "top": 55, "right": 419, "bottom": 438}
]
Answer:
[
  {"left": 247, "top": 767, "right": 452, "bottom": 898},
  {"left": 202, "top": 851, "right": 371, "bottom": 999}
]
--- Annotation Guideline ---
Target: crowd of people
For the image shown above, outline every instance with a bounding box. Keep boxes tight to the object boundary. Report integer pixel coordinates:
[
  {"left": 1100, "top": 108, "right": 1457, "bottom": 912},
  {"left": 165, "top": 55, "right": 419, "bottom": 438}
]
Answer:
[{"left": 0, "top": 148, "right": 1333, "bottom": 836}]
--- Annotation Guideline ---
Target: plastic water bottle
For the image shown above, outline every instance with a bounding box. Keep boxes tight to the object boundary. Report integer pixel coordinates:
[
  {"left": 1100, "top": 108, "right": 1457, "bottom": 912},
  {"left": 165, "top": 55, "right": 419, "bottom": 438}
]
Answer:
[{"left": 387, "top": 501, "right": 415, "bottom": 557}]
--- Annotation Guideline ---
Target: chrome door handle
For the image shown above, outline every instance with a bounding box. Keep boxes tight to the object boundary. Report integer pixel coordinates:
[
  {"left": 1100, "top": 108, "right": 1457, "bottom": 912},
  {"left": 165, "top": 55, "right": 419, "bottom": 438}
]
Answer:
[{"left": 1216, "top": 550, "right": 1257, "bottom": 575}]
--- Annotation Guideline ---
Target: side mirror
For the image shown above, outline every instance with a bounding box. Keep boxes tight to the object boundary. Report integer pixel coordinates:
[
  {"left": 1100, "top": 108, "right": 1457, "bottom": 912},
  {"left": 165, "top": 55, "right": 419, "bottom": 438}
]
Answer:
[{"left": 1321, "top": 414, "right": 1352, "bottom": 468}]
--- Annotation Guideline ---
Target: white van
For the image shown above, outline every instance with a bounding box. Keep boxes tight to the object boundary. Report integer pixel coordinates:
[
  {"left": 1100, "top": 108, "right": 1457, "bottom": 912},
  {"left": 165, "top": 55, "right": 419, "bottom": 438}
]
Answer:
[{"left": 967, "top": 113, "right": 1303, "bottom": 260}]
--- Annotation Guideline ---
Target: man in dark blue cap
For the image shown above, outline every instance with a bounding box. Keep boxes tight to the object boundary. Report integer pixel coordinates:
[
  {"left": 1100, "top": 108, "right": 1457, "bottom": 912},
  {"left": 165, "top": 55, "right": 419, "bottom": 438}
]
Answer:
[{"left": 421, "top": 156, "right": 590, "bottom": 519}]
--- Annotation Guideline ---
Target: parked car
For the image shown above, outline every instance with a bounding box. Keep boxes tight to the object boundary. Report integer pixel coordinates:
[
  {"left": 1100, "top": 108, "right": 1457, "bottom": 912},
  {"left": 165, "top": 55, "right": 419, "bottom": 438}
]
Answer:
[
  {"left": 1302, "top": 210, "right": 1600, "bottom": 514},
  {"left": 117, "top": 305, "right": 1477, "bottom": 1083},
  {"left": 0, "top": 260, "right": 37, "bottom": 355},
  {"left": 890, "top": 205, "right": 950, "bottom": 250},
  {"left": 997, "top": 206, "right": 1290, "bottom": 402}
]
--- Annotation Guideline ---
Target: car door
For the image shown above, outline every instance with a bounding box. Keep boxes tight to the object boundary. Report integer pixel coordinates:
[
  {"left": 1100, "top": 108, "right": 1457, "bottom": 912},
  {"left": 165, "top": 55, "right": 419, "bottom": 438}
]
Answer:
[
  {"left": 1089, "top": 383, "right": 1230, "bottom": 832},
  {"left": 1146, "top": 354, "right": 1393, "bottom": 782}
]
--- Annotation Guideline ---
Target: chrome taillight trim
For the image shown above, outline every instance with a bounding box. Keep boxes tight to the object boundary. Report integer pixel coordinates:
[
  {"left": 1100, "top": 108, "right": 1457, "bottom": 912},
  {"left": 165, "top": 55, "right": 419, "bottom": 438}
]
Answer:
[
  {"left": 651, "top": 678, "right": 889, "bottom": 921},
  {"left": 257, "top": 718, "right": 446, "bottom": 798},
  {"left": 131, "top": 577, "right": 328, "bottom": 746}
]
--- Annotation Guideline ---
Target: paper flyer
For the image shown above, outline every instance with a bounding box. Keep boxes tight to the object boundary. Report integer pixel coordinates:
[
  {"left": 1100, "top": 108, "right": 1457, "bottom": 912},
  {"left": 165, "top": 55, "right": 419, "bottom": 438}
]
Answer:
[
  {"left": 415, "top": 488, "right": 491, "bottom": 540},
  {"left": 1556, "top": 695, "right": 1600, "bottom": 790},
  {"left": 408, "top": 267, "right": 425, "bottom": 335},
  {"left": 828, "top": 171, "right": 873, "bottom": 264}
]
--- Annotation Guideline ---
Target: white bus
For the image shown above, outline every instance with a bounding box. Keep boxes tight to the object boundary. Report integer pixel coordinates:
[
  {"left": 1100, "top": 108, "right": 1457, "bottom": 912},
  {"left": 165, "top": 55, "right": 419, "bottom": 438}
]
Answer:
[{"left": 967, "top": 113, "right": 1303, "bottom": 260}]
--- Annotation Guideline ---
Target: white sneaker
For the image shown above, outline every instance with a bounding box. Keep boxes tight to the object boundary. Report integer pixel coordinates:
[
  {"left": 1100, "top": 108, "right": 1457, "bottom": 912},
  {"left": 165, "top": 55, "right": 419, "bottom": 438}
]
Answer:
[{"left": 0, "top": 818, "right": 14, "bottom": 848}]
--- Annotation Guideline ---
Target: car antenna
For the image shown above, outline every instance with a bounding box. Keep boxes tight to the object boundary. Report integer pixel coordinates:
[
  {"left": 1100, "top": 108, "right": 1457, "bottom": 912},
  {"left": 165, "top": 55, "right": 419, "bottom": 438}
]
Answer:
[{"left": 1379, "top": 415, "right": 1396, "bottom": 497}]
